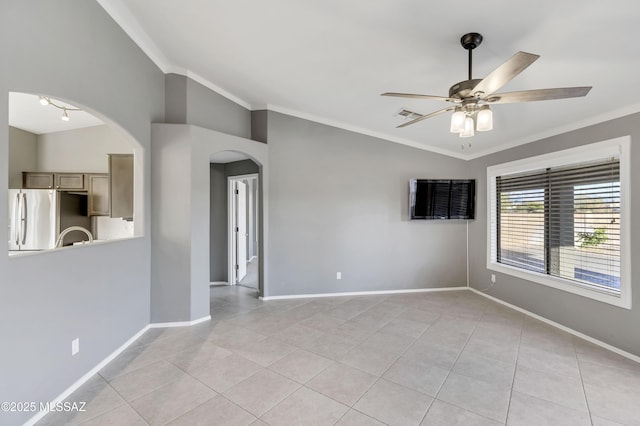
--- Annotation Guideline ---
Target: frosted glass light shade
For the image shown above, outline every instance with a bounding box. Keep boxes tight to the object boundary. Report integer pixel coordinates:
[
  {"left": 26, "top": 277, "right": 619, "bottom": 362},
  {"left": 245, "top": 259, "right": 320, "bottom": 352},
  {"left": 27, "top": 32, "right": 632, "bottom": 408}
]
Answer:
[
  {"left": 476, "top": 107, "right": 493, "bottom": 131},
  {"left": 460, "top": 116, "right": 475, "bottom": 138},
  {"left": 450, "top": 110, "right": 466, "bottom": 133}
]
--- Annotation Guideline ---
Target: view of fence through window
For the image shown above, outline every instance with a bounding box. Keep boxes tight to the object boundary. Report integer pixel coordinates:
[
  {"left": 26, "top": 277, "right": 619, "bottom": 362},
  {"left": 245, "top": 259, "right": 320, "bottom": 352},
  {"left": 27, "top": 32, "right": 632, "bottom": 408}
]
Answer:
[{"left": 497, "top": 170, "right": 620, "bottom": 293}]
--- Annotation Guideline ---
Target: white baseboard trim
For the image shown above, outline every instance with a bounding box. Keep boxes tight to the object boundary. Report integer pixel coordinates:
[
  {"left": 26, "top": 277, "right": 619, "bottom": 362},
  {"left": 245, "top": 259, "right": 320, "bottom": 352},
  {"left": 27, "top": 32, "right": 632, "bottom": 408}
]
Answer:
[
  {"left": 149, "top": 315, "right": 211, "bottom": 328},
  {"left": 470, "top": 288, "right": 640, "bottom": 364},
  {"left": 25, "top": 313, "right": 213, "bottom": 425},
  {"left": 24, "top": 324, "right": 150, "bottom": 426},
  {"left": 260, "top": 286, "right": 468, "bottom": 301},
  {"left": 210, "top": 281, "right": 228, "bottom": 286}
]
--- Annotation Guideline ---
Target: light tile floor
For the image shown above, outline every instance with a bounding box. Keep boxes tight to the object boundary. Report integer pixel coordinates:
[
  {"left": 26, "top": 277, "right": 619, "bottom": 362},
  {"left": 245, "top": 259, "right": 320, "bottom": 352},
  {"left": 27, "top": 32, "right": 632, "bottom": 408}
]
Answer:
[{"left": 36, "top": 286, "right": 640, "bottom": 426}]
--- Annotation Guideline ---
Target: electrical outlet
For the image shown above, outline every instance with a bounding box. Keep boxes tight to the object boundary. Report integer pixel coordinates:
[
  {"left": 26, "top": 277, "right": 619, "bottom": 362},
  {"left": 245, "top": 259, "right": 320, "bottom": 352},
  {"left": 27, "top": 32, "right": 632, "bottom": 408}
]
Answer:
[
  {"left": 491, "top": 274, "right": 496, "bottom": 284},
  {"left": 71, "top": 338, "right": 80, "bottom": 356},
  {"left": 336, "top": 272, "right": 342, "bottom": 280}
]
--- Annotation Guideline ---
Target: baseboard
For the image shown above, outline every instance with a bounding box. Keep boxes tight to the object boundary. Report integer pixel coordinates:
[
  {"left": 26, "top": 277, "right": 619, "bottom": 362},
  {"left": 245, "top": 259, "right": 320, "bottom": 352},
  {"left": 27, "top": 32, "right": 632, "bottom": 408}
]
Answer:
[
  {"left": 210, "top": 281, "right": 228, "bottom": 286},
  {"left": 259, "top": 286, "right": 468, "bottom": 301},
  {"left": 469, "top": 288, "right": 640, "bottom": 364},
  {"left": 149, "top": 315, "right": 211, "bottom": 328},
  {"left": 24, "top": 324, "right": 150, "bottom": 426},
  {"left": 24, "top": 313, "right": 213, "bottom": 425}
]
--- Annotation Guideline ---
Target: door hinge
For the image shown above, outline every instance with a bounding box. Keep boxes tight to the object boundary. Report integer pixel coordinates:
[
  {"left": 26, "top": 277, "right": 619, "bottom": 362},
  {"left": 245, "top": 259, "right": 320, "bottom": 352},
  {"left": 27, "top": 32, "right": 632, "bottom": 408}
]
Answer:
[
  {"left": 236, "top": 226, "right": 239, "bottom": 232},
  {"left": 235, "top": 264, "right": 239, "bottom": 270},
  {"left": 235, "top": 189, "right": 239, "bottom": 195}
]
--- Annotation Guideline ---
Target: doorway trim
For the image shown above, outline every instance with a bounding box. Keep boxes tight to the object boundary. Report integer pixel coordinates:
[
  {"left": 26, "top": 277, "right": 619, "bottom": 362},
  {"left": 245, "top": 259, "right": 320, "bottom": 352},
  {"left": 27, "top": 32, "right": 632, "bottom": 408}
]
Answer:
[{"left": 228, "top": 173, "right": 259, "bottom": 286}]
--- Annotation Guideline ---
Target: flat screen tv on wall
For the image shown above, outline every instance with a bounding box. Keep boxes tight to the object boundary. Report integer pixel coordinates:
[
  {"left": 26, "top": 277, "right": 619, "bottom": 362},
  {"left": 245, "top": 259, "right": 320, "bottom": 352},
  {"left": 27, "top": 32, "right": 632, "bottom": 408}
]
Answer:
[{"left": 410, "top": 179, "right": 476, "bottom": 220}]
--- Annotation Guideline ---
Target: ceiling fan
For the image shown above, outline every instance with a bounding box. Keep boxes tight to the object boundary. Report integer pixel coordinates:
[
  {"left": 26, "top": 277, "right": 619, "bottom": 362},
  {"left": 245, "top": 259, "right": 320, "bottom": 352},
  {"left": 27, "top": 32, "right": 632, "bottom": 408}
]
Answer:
[{"left": 382, "top": 32, "right": 591, "bottom": 140}]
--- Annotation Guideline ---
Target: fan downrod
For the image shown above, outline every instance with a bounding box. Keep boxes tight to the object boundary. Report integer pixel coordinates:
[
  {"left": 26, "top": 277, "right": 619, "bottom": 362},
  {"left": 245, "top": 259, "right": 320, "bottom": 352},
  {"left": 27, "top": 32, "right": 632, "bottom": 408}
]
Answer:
[{"left": 460, "top": 32, "right": 483, "bottom": 81}]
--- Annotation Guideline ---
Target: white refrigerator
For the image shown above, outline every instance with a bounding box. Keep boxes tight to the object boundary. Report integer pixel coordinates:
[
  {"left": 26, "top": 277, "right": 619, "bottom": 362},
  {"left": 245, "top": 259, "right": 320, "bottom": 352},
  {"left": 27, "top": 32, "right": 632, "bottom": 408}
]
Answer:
[{"left": 8, "top": 189, "right": 57, "bottom": 251}]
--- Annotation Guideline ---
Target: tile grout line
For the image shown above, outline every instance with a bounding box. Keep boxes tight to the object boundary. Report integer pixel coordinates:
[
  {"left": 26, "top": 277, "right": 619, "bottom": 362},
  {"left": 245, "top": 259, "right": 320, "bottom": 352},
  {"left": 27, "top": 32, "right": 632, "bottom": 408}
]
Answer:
[
  {"left": 228, "top": 289, "right": 448, "bottom": 424},
  {"left": 297, "top": 302, "right": 409, "bottom": 417},
  {"left": 282, "top": 297, "right": 443, "bottom": 424},
  {"left": 503, "top": 312, "right": 525, "bottom": 426},
  {"left": 335, "top": 301, "right": 441, "bottom": 406},
  {"left": 341, "top": 293, "right": 490, "bottom": 424},
  {"left": 416, "top": 302, "right": 488, "bottom": 425},
  {"left": 572, "top": 339, "right": 595, "bottom": 426},
  {"left": 164, "top": 319, "right": 300, "bottom": 424},
  {"left": 387, "top": 313, "right": 442, "bottom": 425}
]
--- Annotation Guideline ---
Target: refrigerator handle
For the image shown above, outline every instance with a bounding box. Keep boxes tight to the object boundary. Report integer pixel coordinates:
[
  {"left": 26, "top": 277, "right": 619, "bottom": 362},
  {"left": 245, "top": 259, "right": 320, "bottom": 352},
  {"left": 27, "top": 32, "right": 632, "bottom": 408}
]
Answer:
[
  {"left": 13, "top": 192, "right": 21, "bottom": 245},
  {"left": 20, "top": 192, "right": 27, "bottom": 245}
]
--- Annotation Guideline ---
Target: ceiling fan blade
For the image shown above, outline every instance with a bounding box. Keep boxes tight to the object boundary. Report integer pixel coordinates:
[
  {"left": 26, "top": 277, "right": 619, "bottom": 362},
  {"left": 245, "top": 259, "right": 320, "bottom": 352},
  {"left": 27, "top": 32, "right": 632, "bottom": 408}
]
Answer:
[
  {"left": 382, "top": 92, "right": 453, "bottom": 102},
  {"left": 487, "top": 87, "right": 592, "bottom": 104},
  {"left": 471, "top": 51, "right": 540, "bottom": 96},
  {"left": 396, "top": 106, "right": 455, "bottom": 128}
]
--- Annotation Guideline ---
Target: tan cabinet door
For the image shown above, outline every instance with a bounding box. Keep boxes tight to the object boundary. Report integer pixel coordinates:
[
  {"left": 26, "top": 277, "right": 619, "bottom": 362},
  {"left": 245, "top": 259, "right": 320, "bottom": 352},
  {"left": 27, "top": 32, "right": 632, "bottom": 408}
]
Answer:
[
  {"left": 88, "top": 174, "right": 109, "bottom": 216},
  {"left": 54, "top": 173, "right": 85, "bottom": 190},
  {"left": 109, "top": 154, "right": 133, "bottom": 220},
  {"left": 23, "top": 172, "right": 54, "bottom": 189}
]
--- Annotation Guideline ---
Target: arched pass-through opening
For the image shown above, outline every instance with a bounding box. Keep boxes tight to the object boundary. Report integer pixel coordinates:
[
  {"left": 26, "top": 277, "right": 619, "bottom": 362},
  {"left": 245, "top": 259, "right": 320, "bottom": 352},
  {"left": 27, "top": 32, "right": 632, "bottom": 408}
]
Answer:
[
  {"left": 210, "top": 150, "right": 264, "bottom": 296},
  {"left": 7, "top": 91, "right": 145, "bottom": 257}
]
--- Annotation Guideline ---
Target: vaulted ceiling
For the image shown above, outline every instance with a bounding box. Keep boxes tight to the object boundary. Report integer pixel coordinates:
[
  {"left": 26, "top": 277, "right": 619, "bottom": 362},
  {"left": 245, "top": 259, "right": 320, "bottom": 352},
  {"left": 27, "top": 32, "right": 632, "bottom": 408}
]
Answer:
[{"left": 99, "top": 0, "right": 640, "bottom": 159}]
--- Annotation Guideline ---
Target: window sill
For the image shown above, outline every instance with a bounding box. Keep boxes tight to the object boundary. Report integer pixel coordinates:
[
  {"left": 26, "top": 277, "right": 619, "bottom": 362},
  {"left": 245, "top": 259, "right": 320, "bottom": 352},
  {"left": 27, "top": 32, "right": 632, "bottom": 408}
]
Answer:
[{"left": 487, "top": 261, "right": 631, "bottom": 310}]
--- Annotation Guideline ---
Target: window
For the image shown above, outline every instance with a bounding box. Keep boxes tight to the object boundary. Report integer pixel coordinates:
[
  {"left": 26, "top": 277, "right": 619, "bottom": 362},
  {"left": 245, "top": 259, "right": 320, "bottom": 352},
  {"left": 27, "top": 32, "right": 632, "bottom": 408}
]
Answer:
[{"left": 487, "top": 137, "right": 631, "bottom": 309}]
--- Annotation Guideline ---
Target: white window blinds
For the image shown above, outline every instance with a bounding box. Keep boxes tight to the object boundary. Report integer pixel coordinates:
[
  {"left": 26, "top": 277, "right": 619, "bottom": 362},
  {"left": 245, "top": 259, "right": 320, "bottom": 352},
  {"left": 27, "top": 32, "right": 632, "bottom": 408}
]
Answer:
[{"left": 496, "top": 158, "right": 620, "bottom": 294}]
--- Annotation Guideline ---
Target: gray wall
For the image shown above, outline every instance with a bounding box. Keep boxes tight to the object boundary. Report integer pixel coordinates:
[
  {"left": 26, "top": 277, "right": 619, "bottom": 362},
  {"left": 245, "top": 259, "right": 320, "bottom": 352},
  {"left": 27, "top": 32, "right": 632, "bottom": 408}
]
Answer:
[
  {"left": 150, "top": 128, "right": 193, "bottom": 321},
  {"left": 8, "top": 126, "right": 37, "bottom": 189},
  {"left": 165, "top": 73, "right": 251, "bottom": 139},
  {"left": 266, "top": 111, "right": 471, "bottom": 296},
  {"left": 37, "top": 124, "right": 133, "bottom": 172},
  {"left": 251, "top": 110, "right": 268, "bottom": 143},
  {"left": 209, "top": 160, "right": 260, "bottom": 282},
  {"left": 210, "top": 164, "right": 227, "bottom": 282},
  {"left": 164, "top": 73, "right": 188, "bottom": 124},
  {"left": 0, "top": 1, "right": 164, "bottom": 424},
  {"left": 468, "top": 112, "right": 640, "bottom": 357}
]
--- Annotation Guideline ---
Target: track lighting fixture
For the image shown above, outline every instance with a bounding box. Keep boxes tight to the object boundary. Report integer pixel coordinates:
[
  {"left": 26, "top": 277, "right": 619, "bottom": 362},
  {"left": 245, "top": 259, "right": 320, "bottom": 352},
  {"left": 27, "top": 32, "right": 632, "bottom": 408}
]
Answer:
[{"left": 38, "top": 96, "right": 81, "bottom": 121}]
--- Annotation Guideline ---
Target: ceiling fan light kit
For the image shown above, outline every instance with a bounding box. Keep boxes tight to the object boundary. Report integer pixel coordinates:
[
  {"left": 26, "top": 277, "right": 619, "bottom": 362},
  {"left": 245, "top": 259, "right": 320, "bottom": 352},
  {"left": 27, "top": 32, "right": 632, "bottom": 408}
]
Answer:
[
  {"left": 382, "top": 32, "right": 591, "bottom": 147},
  {"left": 476, "top": 106, "right": 493, "bottom": 132}
]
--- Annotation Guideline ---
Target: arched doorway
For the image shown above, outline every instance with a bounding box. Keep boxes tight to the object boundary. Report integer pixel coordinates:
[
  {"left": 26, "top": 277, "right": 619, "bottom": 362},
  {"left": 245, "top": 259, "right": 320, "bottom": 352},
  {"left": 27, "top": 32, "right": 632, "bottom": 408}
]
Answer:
[{"left": 210, "top": 151, "right": 263, "bottom": 294}]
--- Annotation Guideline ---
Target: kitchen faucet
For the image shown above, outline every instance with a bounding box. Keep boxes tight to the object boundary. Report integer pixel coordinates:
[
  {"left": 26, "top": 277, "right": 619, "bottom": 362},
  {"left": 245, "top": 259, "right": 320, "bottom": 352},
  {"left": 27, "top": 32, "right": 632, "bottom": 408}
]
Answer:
[{"left": 55, "top": 226, "right": 94, "bottom": 248}]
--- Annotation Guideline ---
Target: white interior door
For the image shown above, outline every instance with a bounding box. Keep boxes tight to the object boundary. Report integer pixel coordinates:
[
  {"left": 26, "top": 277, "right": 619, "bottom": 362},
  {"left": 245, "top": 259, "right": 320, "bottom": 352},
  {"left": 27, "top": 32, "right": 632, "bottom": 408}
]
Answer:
[{"left": 236, "top": 181, "right": 248, "bottom": 282}]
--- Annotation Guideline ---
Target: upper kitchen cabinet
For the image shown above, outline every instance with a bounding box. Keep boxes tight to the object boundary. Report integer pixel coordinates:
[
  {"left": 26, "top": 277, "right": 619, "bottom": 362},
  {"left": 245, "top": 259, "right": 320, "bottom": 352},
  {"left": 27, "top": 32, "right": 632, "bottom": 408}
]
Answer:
[
  {"left": 23, "top": 172, "right": 85, "bottom": 190},
  {"left": 109, "top": 154, "right": 133, "bottom": 220},
  {"left": 87, "top": 173, "right": 109, "bottom": 216},
  {"left": 22, "top": 172, "right": 54, "bottom": 189},
  {"left": 54, "top": 173, "right": 84, "bottom": 190}
]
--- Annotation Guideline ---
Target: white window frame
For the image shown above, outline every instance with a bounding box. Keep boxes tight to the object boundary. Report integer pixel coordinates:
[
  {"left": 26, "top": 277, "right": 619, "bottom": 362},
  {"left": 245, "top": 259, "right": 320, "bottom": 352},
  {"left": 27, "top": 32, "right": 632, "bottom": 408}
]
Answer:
[{"left": 487, "top": 136, "right": 631, "bottom": 309}]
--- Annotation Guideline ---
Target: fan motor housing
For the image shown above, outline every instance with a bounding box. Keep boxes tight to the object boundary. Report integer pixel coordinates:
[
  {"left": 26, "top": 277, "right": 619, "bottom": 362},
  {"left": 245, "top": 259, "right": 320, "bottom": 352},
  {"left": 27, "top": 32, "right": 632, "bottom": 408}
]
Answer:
[{"left": 449, "top": 79, "right": 483, "bottom": 99}]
